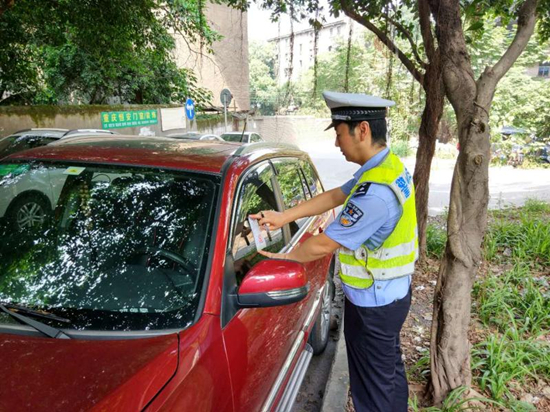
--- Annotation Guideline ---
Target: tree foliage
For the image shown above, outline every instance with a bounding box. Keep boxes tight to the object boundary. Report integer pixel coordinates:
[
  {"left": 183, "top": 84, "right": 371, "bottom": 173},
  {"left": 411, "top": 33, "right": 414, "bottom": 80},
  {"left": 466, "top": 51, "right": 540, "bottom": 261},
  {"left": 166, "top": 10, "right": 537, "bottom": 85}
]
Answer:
[
  {"left": 0, "top": 0, "right": 217, "bottom": 106},
  {"left": 249, "top": 41, "right": 283, "bottom": 115}
]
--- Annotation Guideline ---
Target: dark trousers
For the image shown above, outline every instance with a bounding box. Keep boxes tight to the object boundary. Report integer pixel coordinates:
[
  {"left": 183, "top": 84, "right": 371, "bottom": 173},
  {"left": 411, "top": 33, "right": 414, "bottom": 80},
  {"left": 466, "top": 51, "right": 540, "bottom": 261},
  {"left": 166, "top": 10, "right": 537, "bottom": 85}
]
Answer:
[{"left": 344, "top": 289, "right": 411, "bottom": 412}]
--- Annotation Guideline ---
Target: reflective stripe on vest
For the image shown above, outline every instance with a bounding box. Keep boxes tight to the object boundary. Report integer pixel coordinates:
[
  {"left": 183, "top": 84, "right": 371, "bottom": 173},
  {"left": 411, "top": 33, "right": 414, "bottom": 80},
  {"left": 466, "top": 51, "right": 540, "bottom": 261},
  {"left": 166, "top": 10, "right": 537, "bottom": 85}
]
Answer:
[{"left": 337, "top": 151, "right": 418, "bottom": 289}]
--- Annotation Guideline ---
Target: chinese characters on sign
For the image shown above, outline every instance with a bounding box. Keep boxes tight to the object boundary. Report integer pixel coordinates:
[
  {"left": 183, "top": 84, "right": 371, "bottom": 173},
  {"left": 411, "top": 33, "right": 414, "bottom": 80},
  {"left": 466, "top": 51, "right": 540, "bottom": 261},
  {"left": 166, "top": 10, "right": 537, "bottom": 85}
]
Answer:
[{"left": 101, "top": 110, "right": 158, "bottom": 129}]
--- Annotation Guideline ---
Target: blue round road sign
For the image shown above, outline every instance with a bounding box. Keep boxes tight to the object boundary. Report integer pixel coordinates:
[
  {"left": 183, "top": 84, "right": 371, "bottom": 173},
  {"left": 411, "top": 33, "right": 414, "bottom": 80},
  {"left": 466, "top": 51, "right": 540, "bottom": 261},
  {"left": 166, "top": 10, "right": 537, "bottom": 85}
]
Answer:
[{"left": 185, "top": 98, "right": 195, "bottom": 120}]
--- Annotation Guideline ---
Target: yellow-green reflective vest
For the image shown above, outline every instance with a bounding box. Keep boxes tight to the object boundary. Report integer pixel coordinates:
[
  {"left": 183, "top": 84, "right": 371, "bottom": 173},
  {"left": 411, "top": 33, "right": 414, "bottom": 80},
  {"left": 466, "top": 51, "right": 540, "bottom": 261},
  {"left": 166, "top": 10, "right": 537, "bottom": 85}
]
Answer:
[{"left": 337, "top": 151, "right": 418, "bottom": 289}]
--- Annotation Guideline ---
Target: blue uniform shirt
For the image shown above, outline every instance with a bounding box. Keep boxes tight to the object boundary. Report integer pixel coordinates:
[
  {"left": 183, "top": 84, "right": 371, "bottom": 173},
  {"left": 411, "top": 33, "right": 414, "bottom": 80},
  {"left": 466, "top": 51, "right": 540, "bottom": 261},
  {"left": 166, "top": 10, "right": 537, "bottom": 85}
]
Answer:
[{"left": 325, "top": 148, "right": 411, "bottom": 307}]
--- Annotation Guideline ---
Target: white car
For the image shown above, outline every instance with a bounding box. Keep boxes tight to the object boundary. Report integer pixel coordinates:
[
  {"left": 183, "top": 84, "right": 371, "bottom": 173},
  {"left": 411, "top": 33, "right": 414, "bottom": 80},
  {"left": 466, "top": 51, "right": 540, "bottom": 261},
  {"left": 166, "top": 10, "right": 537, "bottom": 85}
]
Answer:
[
  {"left": 221, "top": 132, "right": 263, "bottom": 144},
  {"left": 0, "top": 164, "right": 128, "bottom": 231},
  {"left": 166, "top": 132, "right": 224, "bottom": 141}
]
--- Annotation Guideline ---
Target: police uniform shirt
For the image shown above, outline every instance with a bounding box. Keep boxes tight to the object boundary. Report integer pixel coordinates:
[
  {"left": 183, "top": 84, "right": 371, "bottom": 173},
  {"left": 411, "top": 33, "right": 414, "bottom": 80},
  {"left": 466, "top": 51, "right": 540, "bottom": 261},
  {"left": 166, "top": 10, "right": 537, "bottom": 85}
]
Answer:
[{"left": 324, "top": 147, "right": 411, "bottom": 307}]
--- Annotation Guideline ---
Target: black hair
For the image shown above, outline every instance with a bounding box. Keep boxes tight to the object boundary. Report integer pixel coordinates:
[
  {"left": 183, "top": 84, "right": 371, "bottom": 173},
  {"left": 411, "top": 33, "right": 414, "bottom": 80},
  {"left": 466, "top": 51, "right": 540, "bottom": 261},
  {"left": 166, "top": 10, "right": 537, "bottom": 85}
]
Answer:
[{"left": 333, "top": 119, "right": 387, "bottom": 146}]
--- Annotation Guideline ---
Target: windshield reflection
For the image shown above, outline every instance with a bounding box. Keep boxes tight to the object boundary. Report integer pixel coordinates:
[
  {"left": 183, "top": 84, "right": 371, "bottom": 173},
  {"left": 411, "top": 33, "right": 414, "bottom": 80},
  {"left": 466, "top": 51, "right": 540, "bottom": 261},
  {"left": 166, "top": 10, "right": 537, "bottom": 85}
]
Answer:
[{"left": 0, "top": 162, "right": 217, "bottom": 332}]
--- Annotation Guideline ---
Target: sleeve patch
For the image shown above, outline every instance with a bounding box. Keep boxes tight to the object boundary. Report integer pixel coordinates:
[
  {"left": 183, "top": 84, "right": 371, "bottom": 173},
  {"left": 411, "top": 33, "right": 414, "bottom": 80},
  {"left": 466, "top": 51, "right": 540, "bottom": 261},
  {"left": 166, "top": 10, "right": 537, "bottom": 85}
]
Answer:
[
  {"left": 352, "top": 182, "right": 371, "bottom": 197},
  {"left": 340, "top": 202, "right": 364, "bottom": 227}
]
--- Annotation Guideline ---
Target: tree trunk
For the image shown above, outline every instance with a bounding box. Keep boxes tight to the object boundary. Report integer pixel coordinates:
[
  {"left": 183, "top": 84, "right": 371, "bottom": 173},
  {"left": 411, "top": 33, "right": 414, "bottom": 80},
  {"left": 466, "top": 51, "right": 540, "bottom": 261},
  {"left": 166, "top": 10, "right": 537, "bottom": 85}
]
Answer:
[
  {"left": 430, "top": 103, "right": 491, "bottom": 404},
  {"left": 413, "top": 63, "right": 444, "bottom": 260},
  {"left": 427, "top": 0, "right": 537, "bottom": 404}
]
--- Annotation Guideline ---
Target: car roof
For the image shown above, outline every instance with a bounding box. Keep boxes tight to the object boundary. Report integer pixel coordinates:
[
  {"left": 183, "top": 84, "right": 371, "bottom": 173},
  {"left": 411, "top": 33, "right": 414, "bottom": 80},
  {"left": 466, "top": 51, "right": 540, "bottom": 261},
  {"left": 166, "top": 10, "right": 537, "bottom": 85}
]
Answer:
[{"left": 4, "top": 135, "right": 305, "bottom": 174}]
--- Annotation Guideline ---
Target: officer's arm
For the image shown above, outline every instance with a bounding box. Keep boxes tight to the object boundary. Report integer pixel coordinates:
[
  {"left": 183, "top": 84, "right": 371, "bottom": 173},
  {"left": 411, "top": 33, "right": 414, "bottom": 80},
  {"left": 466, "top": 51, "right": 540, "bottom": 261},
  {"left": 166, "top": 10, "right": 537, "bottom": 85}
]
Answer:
[
  {"left": 259, "top": 233, "right": 340, "bottom": 263},
  {"left": 251, "top": 187, "right": 347, "bottom": 230}
]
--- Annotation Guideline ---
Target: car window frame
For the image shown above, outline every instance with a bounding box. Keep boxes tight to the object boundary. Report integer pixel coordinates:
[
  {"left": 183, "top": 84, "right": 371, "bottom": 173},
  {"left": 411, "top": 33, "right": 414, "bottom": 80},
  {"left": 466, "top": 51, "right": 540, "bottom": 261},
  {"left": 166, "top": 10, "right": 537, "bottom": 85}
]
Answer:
[
  {"left": 270, "top": 157, "right": 319, "bottom": 253},
  {"left": 221, "top": 159, "right": 288, "bottom": 327}
]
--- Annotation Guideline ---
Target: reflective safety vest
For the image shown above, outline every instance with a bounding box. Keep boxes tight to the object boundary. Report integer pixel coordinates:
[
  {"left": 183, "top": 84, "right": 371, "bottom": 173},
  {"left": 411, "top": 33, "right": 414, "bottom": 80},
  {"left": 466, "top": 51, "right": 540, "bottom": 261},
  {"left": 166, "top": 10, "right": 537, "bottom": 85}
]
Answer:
[{"left": 337, "top": 151, "right": 418, "bottom": 289}]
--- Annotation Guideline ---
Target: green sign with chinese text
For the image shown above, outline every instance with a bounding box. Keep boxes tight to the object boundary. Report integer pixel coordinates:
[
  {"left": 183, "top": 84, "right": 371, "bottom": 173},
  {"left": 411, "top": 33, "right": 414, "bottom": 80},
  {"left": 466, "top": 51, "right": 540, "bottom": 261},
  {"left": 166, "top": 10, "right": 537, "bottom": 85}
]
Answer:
[{"left": 101, "top": 110, "right": 158, "bottom": 129}]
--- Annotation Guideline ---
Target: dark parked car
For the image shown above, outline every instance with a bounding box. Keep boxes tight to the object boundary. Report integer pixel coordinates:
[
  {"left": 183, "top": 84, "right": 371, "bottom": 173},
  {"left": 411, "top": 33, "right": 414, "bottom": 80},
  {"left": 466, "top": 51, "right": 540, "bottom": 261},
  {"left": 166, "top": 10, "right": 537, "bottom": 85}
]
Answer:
[{"left": 0, "top": 136, "right": 334, "bottom": 411}]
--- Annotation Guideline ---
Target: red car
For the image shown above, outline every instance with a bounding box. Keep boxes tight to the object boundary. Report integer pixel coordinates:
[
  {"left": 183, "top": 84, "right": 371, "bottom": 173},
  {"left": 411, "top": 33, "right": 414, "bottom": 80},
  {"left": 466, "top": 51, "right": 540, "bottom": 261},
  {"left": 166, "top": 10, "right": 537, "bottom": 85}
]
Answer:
[{"left": 0, "top": 136, "right": 334, "bottom": 412}]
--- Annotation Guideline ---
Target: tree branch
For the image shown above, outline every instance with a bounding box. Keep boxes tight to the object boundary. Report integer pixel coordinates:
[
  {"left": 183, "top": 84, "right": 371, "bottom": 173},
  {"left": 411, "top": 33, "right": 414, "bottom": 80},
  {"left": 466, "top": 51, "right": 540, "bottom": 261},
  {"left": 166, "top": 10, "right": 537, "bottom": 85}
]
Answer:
[
  {"left": 340, "top": 2, "right": 424, "bottom": 86},
  {"left": 383, "top": 12, "right": 427, "bottom": 68},
  {"left": 418, "top": 0, "right": 436, "bottom": 61},
  {"left": 479, "top": 0, "right": 538, "bottom": 96}
]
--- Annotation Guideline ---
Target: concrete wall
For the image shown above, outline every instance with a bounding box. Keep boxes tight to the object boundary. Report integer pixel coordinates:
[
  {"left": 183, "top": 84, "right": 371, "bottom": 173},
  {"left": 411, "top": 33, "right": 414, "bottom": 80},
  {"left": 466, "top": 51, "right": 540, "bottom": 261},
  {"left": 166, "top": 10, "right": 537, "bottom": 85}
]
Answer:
[
  {"left": 0, "top": 106, "right": 244, "bottom": 139},
  {"left": 0, "top": 107, "right": 336, "bottom": 147},
  {"left": 173, "top": 4, "right": 250, "bottom": 111},
  {"left": 249, "top": 115, "right": 334, "bottom": 144}
]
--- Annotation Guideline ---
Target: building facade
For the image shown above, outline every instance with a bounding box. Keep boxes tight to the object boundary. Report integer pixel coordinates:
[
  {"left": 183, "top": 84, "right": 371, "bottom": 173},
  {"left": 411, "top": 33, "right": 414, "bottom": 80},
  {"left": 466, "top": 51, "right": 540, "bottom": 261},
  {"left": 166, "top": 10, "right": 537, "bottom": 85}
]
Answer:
[
  {"left": 173, "top": 4, "right": 250, "bottom": 112},
  {"left": 268, "top": 18, "right": 363, "bottom": 85}
]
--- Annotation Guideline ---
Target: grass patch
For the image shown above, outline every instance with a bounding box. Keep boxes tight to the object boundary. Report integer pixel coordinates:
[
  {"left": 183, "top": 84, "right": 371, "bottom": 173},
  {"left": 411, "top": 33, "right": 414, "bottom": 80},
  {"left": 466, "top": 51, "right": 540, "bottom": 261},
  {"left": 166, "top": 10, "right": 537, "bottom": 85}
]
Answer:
[
  {"left": 473, "top": 262, "right": 550, "bottom": 336},
  {"left": 472, "top": 334, "right": 549, "bottom": 404},
  {"left": 484, "top": 212, "right": 550, "bottom": 265},
  {"left": 417, "top": 199, "right": 550, "bottom": 410},
  {"left": 426, "top": 223, "right": 447, "bottom": 259},
  {"left": 471, "top": 199, "right": 550, "bottom": 408},
  {"left": 409, "top": 386, "right": 500, "bottom": 411}
]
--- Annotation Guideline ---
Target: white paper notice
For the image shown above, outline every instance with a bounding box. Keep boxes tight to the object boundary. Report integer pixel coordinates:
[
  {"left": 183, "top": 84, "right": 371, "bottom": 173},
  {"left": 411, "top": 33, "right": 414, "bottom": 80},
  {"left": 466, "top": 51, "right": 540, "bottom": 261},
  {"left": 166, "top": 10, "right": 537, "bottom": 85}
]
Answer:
[
  {"left": 160, "top": 107, "right": 187, "bottom": 131},
  {"left": 248, "top": 217, "right": 267, "bottom": 251}
]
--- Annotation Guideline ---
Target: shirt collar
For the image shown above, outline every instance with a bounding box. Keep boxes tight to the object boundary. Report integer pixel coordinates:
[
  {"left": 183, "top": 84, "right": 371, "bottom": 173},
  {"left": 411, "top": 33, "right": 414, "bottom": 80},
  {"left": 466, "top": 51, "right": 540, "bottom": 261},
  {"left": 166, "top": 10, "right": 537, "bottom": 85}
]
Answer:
[{"left": 353, "top": 147, "right": 390, "bottom": 180}]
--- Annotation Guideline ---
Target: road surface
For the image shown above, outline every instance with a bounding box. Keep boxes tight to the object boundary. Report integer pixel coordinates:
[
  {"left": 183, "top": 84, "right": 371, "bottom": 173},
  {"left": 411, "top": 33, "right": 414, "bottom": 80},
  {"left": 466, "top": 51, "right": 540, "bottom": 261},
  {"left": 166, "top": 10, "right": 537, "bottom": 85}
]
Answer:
[{"left": 303, "top": 140, "right": 550, "bottom": 215}]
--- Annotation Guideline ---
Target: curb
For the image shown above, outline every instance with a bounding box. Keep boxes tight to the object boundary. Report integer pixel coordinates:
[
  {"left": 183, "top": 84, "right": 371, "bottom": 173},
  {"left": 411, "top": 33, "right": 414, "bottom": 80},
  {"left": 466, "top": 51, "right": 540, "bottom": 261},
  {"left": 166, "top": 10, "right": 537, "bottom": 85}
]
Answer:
[{"left": 321, "top": 307, "right": 349, "bottom": 412}]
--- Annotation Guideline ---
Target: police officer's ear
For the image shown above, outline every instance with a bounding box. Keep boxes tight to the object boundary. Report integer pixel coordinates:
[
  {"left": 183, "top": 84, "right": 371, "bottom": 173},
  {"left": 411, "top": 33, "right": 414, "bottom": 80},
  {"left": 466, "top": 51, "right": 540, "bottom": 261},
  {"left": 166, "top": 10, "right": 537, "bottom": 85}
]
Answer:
[{"left": 357, "top": 121, "right": 372, "bottom": 142}]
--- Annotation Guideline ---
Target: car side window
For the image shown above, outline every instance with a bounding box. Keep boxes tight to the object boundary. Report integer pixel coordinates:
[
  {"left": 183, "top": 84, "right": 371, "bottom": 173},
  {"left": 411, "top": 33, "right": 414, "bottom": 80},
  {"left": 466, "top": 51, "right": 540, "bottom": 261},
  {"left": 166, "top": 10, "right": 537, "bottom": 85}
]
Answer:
[
  {"left": 231, "top": 162, "right": 284, "bottom": 284},
  {"left": 251, "top": 134, "right": 262, "bottom": 143},
  {"left": 301, "top": 160, "right": 324, "bottom": 197},
  {"left": 273, "top": 159, "right": 309, "bottom": 237}
]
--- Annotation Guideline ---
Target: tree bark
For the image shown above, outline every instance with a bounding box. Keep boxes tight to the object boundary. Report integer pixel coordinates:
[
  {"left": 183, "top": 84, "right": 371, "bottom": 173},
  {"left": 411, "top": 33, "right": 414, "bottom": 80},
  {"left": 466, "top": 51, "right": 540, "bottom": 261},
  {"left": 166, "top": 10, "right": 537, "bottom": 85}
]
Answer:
[
  {"left": 427, "top": 0, "right": 538, "bottom": 404},
  {"left": 413, "top": 62, "right": 444, "bottom": 260}
]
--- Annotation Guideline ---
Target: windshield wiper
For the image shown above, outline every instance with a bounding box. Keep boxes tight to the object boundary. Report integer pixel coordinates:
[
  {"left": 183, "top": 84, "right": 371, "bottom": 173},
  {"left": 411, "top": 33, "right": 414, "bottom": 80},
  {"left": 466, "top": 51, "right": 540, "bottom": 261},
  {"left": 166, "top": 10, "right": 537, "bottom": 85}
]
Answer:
[
  {"left": 0, "top": 304, "right": 71, "bottom": 339},
  {"left": 2, "top": 303, "right": 71, "bottom": 323}
]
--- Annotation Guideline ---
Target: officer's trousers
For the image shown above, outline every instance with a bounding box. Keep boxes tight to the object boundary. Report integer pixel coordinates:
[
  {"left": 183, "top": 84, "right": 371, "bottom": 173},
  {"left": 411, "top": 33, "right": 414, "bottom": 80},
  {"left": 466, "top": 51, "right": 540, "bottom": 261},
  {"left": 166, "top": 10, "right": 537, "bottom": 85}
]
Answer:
[{"left": 344, "top": 288, "right": 411, "bottom": 412}]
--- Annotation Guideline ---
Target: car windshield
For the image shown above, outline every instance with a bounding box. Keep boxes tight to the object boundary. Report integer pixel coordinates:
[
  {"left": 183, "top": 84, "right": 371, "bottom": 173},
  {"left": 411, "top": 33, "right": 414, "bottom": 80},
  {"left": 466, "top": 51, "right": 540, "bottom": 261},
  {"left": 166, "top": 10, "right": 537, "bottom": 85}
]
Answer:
[
  {"left": 221, "top": 133, "right": 243, "bottom": 143},
  {"left": 0, "top": 162, "right": 218, "bottom": 332}
]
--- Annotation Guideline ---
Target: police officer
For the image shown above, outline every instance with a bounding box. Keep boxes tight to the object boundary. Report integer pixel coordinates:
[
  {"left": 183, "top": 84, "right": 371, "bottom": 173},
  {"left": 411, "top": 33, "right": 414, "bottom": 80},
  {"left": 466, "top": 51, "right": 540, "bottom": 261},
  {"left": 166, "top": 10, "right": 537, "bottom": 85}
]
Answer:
[{"left": 252, "top": 91, "right": 417, "bottom": 412}]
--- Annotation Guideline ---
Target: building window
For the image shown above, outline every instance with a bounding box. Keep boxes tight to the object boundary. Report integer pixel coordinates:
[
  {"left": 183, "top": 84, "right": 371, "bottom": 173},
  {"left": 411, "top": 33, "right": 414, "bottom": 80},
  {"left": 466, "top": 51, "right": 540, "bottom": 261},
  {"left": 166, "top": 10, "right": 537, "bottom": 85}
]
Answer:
[
  {"left": 539, "top": 64, "right": 550, "bottom": 77},
  {"left": 337, "top": 26, "right": 341, "bottom": 35},
  {"left": 328, "top": 46, "right": 332, "bottom": 52},
  {"left": 330, "top": 28, "right": 334, "bottom": 35}
]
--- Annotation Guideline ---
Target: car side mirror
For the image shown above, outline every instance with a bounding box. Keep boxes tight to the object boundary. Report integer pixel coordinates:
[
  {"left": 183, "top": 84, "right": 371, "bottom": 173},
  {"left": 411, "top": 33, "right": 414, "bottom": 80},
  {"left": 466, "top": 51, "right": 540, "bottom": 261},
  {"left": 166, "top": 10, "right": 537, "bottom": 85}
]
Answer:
[{"left": 237, "top": 259, "right": 308, "bottom": 308}]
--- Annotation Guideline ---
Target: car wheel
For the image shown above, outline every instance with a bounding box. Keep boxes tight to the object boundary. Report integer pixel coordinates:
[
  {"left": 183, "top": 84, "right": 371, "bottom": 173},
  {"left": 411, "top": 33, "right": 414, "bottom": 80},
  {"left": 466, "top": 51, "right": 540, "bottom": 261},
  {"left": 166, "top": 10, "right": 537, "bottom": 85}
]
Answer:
[
  {"left": 7, "top": 193, "right": 51, "bottom": 231},
  {"left": 309, "top": 279, "right": 332, "bottom": 355}
]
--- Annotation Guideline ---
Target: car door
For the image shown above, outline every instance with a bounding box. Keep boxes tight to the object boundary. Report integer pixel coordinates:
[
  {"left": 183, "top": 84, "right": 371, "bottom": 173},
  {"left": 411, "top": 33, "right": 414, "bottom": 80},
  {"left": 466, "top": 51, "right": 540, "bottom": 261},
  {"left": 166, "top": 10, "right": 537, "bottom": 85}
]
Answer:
[{"left": 221, "top": 160, "right": 305, "bottom": 412}]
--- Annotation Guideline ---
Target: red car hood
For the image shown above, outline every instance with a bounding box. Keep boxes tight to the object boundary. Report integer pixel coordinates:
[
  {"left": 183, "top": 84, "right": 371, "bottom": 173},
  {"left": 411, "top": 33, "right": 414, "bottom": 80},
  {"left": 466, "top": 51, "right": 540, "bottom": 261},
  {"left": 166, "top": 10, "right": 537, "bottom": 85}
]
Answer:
[{"left": 0, "top": 332, "right": 179, "bottom": 412}]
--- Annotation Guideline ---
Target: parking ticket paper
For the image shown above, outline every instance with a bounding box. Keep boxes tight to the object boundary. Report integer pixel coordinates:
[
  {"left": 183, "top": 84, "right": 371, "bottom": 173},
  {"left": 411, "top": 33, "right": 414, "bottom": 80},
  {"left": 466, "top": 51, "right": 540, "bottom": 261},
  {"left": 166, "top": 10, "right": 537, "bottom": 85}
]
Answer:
[
  {"left": 248, "top": 217, "right": 267, "bottom": 251},
  {"left": 63, "top": 167, "right": 86, "bottom": 175}
]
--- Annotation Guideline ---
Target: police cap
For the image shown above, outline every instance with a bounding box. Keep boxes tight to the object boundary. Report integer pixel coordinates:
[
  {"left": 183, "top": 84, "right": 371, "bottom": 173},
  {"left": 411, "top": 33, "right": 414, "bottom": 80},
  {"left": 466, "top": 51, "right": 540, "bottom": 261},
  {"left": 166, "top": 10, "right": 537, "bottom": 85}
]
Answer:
[{"left": 323, "top": 91, "right": 395, "bottom": 131}]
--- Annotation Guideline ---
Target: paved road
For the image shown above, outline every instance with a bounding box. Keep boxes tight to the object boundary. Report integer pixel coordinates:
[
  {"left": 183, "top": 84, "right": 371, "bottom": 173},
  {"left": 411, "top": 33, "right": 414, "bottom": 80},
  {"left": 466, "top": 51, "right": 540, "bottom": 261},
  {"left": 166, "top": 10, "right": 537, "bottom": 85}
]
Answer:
[{"left": 302, "top": 140, "right": 550, "bottom": 216}]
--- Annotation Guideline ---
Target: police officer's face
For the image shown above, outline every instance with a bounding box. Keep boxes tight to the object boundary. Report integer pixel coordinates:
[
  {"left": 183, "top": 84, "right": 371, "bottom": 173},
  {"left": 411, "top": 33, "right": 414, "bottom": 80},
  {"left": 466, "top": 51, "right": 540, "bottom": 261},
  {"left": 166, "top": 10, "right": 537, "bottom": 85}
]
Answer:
[{"left": 335, "top": 123, "right": 362, "bottom": 163}]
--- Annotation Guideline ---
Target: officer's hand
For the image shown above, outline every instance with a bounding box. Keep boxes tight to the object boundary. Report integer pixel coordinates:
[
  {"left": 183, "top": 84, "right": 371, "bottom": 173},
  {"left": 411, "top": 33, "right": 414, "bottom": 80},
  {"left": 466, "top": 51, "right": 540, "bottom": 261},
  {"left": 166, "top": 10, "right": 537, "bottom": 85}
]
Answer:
[
  {"left": 249, "top": 210, "right": 286, "bottom": 231},
  {"left": 258, "top": 250, "right": 288, "bottom": 259}
]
